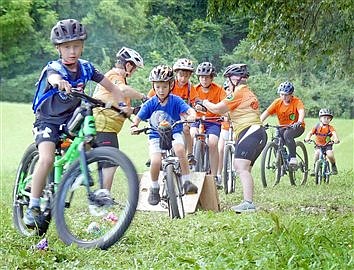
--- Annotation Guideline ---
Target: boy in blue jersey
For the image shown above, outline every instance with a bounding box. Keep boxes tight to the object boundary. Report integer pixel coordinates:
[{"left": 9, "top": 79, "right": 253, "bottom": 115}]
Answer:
[
  {"left": 130, "top": 65, "right": 198, "bottom": 205},
  {"left": 24, "top": 19, "right": 128, "bottom": 228}
]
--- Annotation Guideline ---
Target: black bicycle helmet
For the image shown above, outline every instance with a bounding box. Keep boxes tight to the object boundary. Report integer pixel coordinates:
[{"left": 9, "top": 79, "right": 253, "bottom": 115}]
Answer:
[
  {"left": 116, "top": 47, "right": 144, "bottom": 68},
  {"left": 173, "top": 58, "right": 194, "bottom": 72},
  {"left": 149, "top": 65, "right": 174, "bottom": 82},
  {"left": 223, "top": 64, "right": 249, "bottom": 78},
  {"left": 277, "top": 81, "right": 294, "bottom": 95},
  {"left": 196, "top": 62, "right": 217, "bottom": 77},
  {"left": 318, "top": 108, "right": 334, "bottom": 119},
  {"left": 50, "top": 19, "right": 87, "bottom": 45}
]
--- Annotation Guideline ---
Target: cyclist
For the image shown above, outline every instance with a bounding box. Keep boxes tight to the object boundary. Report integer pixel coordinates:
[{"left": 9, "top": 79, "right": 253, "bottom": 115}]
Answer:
[
  {"left": 200, "top": 64, "right": 267, "bottom": 213},
  {"left": 147, "top": 58, "right": 198, "bottom": 164},
  {"left": 130, "top": 65, "right": 198, "bottom": 205},
  {"left": 92, "top": 47, "right": 146, "bottom": 194},
  {"left": 24, "top": 19, "right": 127, "bottom": 228},
  {"left": 304, "top": 108, "right": 340, "bottom": 175},
  {"left": 192, "top": 62, "right": 226, "bottom": 188},
  {"left": 217, "top": 81, "right": 233, "bottom": 184},
  {"left": 260, "top": 81, "right": 305, "bottom": 167}
]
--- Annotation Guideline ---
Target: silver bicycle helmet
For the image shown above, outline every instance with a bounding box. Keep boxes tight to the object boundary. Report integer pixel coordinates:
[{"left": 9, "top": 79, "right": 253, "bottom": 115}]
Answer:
[
  {"left": 277, "top": 81, "right": 294, "bottom": 95},
  {"left": 173, "top": 58, "right": 194, "bottom": 72},
  {"left": 223, "top": 64, "right": 249, "bottom": 78},
  {"left": 318, "top": 108, "right": 334, "bottom": 118},
  {"left": 116, "top": 47, "right": 144, "bottom": 68},
  {"left": 50, "top": 19, "right": 87, "bottom": 45},
  {"left": 195, "top": 62, "right": 216, "bottom": 76},
  {"left": 149, "top": 65, "right": 174, "bottom": 82}
]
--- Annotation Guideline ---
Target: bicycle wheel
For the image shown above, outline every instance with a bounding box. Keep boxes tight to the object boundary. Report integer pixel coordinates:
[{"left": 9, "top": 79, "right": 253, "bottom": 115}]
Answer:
[
  {"left": 314, "top": 160, "right": 323, "bottom": 184},
  {"left": 54, "top": 147, "right": 139, "bottom": 249},
  {"left": 223, "top": 144, "right": 235, "bottom": 194},
  {"left": 165, "top": 164, "right": 185, "bottom": 219},
  {"left": 324, "top": 160, "right": 330, "bottom": 184},
  {"left": 260, "top": 142, "right": 281, "bottom": 187},
  {"left": 12, "top": 143, "right": 52, "bottom": 236},
  {"left": 194, "top": 140, "right": 205, "bottom": 172},
  {"left": 289, "top": 141, "right": 308, "bottom": 186}
]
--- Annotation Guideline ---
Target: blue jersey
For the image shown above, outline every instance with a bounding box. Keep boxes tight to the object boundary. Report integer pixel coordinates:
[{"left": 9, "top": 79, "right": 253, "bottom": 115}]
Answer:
[{"left": 137, "top": 94, "right": 190, "bottom": 139}]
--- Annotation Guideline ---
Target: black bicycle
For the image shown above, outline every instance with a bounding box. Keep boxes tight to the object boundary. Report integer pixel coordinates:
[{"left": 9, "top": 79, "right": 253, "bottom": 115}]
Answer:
[
  {"left": 13, "top": 90, "right": 139, "bottom": 249},
  {"left": 261, "top": 124, "right": 308, "bottom": 187},
  {"left": 222, "top": 117, "right": 236, "bottom": 194}
]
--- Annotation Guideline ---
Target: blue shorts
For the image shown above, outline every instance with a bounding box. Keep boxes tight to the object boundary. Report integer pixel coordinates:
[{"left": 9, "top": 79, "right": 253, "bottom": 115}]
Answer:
[{"left": 191, "top": 121, "right": 221, "bottom": 136}]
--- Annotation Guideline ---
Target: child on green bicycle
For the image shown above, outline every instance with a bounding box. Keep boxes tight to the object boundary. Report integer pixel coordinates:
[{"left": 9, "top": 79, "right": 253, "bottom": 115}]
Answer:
[
  {"left": 130, "top": 65, "right": 198, "bottom": 205},
  {"left": 25, "top": 19, "right": 127, "bottom": 228},
  {"left": 304, "top": 109, "right": 340, "bottom": 175}
]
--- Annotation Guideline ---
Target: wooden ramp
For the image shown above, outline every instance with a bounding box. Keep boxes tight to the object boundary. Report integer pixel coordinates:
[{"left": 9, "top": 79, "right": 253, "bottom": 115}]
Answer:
[{"left": 137, "top": 172, "right": 220, "bottom": 214}]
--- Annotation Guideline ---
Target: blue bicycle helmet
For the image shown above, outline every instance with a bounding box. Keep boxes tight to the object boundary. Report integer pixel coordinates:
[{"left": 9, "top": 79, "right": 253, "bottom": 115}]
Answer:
[{"left": 277, "top": 81, "right": 294, "bottom": 94}]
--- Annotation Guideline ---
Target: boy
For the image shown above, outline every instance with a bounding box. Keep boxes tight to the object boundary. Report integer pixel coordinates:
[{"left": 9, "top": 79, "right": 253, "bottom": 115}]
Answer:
[
  {"left": 131, "top": 65, "right": 197, "bottom": 205},
  {"left": 192, "top": 62, "right": 226, "bottom": 188},
  {"left": 304, "top": 108, "right": 340, "bottom": 175},
  {"left": 25, "top": 19, "right": 127, "bottom": 228}
]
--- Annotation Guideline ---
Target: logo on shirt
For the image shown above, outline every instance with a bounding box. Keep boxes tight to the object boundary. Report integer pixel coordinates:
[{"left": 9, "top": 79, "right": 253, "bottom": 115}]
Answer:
[{"left": 289, "top": 113, "right": 296, "bottom": 121}]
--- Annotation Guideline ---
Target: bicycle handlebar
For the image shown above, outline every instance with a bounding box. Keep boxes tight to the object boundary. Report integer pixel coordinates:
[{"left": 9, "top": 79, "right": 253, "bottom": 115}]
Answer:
[
  {"left": 263, "top": 123, "right": 292, "bottom": 129},
  {"left": 304, "top": 139, "right": 338, "bottom": 147}
]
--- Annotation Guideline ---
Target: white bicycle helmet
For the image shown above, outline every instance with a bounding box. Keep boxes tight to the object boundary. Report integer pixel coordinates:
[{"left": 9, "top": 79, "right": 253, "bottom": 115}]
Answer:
[
  {"left": 116, "top": 47, "right": 144, "bottom": 68},
  {"left": 319, "top": 108, "right": 334, "bottom": 119},
  {"left": 196, "top": 62, "right": 216, "bottom": 76},
  {"left": 149, "top": 65, "right": 174, "bottom": 82},
  {"left": 173, "top": 58, "right": 194, "bottom": 72}
]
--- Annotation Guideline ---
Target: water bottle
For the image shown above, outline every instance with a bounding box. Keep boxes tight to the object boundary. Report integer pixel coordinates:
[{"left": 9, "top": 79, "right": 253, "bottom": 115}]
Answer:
[{"left": 67, "top": 107, "right": 84, "bottom": 136}]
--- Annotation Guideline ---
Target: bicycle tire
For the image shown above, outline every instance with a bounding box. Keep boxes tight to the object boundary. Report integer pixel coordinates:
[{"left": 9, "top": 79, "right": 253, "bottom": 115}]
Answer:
[
  {"left": 223, "top": 144, "right": 235, "bottom": 194},
  {"left": 289, "top": 141, "right": 308, "bottom": 186},
  {"left": 324, "top": 160, "right": 330, "bottom": 184},
  {"left": 194, "top": 140, "right": 205, "bottom": 172},
  {"left": 314, "top": 160, "right": 323, "bottom": 184},
  {"left": 12, "top": 143, "right": 51, "bottom": 236},
  {"left": 260, "top": 142, "right": 281, "bottom": 187},
  {"left": 165, "top": 164, "right": 185, "bottom": 219},
  {"left": 54, "top": 147, "right": 139, "bottom": 249}
]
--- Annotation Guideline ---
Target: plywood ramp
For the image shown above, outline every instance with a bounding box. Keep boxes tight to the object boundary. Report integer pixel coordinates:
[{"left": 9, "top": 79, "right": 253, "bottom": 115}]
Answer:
[{"left": 137, "top": 172, "right": 220, "bottom": 214}]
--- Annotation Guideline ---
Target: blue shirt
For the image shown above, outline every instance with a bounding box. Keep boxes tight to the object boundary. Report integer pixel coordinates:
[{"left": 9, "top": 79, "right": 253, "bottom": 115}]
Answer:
[{"left": 137, "top": 94, "right": 190, "bottom": 139}]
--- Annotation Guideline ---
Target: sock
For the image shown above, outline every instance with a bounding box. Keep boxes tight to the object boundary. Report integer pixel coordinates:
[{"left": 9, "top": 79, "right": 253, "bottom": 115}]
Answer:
[
  {"left": 29, "top": 197, "right": 40, "bottom": 209},
  {"left": 181, "top": 174, "right": 190, "bottom": 184},
  {"left": 151, "top": 181, "right": 159, "bottom": 189}
]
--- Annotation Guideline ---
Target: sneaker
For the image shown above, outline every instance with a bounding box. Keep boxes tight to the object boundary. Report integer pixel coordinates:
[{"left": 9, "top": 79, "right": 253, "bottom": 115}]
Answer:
[
  {"left": 183, "top": 180, "right": 198, "bottom": 194},
  {"left": 289, "top": 157, "right": 298, "bottom": 166},
  {"left": 214, "top": 176, "right": 223, "bottom": 190},
  {"left": 91, "top": 189, "right": 114, "bottom": 207},
  {"left": 148, "top": 187, "right": 160, "bottom": 205},
  {"left": 23, "top": 206, "right": 41, "bottom": 227},
  {"left": 231, "top": 201, "right": 256, "bottom": 213},
  {"left": 331, "top": 164, "right": 338, "bottom": 175},
  {"left": 187, "top": 154, "right": 197, "bottom": 166}
]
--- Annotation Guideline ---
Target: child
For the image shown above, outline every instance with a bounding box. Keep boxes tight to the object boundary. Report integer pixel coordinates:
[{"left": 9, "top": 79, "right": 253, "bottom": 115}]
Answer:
[
  {"left": 25, "top": 19, "right": 127, "bottom": 228},
  {"left": 192, "top": 62, "right": 226, "bottom": 187},
  {"left": 147, "top": 58, "right": 198, "bottom": 164},
  {"left": 260, "top": 81, "right": 305, "bottom": 167},
  {"left": 93, "top": 47, "right": 146, "bottom": 190},
  {"left": 304, "top": 109, "right": 340, "bottom": 175},
  {"left": 130, "top": 65, "right": 198, "bottom": 205}
]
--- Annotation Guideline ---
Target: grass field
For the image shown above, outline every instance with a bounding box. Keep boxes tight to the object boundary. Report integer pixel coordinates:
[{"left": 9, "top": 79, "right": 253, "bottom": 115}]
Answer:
[{"left": 1, "top": 102, "right": 353, "bottom": 269}]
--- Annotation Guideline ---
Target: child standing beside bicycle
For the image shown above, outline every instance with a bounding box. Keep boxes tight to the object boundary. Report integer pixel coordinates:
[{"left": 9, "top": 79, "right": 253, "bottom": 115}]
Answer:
[
  {"left": 25, "top": 19, "right": 127, "bottom": 228},
  {"left": 304, "top": 109, "right": 340, "bottom": 175},
  {"left": 260, "top": 81, "right": 305, "bottom": 167},
  {"left": 130, "top": 65, "right": 198, "bottom": 206}
]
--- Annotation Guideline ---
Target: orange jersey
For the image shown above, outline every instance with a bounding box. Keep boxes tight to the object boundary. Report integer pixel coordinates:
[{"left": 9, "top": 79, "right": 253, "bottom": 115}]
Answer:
[
  {"left": 147, "top": 80, "right": 198, "bottom": 105},
  {"left": 223, "top": 85, "right": 262, "bottom": 138},
  {"left": 310, "top": 123, "right": 336, "bottom": 146},
  {"left": 195, "top": 82, "right": 226, "bottom": 118},
  {"left": 266, "top": 96, "right": 305, "bottom": 127}
]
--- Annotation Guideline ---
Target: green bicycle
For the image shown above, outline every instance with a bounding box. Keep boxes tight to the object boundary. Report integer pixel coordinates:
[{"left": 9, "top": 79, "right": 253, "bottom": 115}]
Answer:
[{"left": 12, "top": 90, "right": 139, "bottom": 249}]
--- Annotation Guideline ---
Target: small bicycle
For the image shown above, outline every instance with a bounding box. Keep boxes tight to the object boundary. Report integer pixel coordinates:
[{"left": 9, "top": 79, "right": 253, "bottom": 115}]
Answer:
[
  {"left": 12, "top": 90, "right": 139, "bottom": 249},
  {"left": 133, "top": 119, "right": 195, "bottom": 219},
  {"left": 261, "top": 124, "right": 308, "bottom": 187},
  {"left": 307, "top": 140, "right": 337, "bottom": 184},
  {"left": 222, "top": 116, "right": 236, "bottom": 194}
]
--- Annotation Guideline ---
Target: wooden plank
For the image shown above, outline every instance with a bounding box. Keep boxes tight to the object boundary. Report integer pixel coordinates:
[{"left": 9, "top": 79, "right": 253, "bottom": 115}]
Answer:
[{"left": 198, "top": 175, "right": 220, "bottom": 211}]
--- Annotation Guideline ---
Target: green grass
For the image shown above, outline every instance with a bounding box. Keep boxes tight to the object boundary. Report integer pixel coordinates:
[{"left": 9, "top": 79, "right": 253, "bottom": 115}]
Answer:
[{"left": 1, "top": 102, "right": 353, "bottom": 269}]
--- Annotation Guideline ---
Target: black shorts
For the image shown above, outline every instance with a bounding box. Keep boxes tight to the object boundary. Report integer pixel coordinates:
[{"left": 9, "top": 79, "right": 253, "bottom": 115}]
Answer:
[
  {"left": 33, "top": 121, "right": 62, "bottom": 146},
  {"left": 95, "top": 132, "right": 119, "bottom": 149},
  {"left": 234, "top": 126, "right": 267, "bottom": 166}
]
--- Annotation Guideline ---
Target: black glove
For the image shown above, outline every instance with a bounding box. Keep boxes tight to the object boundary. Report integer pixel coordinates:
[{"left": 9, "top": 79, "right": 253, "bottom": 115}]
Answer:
[{"left": 291, "top": 121, "right": 302, "bottom": 128}]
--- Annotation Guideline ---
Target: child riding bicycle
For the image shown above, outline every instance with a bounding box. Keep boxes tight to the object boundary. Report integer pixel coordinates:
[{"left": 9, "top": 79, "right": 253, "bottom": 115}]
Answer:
[
  {"left": 260, "top": 81, "right": 305, "bottom": 167},
  {"left": 304, "top": 108, "right": 340, "bottom": 175},
  {"left": 130, "top": 65, "right": 198, "bottom": 206},
  {"left": 25, "top": 19, "right": 127, "bottom": 228}
]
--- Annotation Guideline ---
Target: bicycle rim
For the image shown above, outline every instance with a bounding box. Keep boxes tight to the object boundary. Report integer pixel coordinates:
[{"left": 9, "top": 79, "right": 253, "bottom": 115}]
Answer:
[
  {"left": 12, "top": 143, "right": 51, "bottom": 236},
  {"left": 166, "top": 165, "right": 184, "bottom": 219},
  {"left": 223, "top": 145, "right": 235, "bottom": 194},
  {"left": 289, "top": 141, "right": 308, "bottom": 186},
  {"left": 260, "top": 142, "right": 279, "bottom": 187},
  {"left": 54, "top": 147, "right": 139, "bottom": 249}
]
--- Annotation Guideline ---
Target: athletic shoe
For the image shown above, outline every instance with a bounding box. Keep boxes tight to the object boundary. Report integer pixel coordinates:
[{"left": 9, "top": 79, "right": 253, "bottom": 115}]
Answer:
[
  {"left": 332, "top": 164, "right": 338, "bottom": 175},
  {"left": 24, "top": 206, "right": 41, "bottom": 227},
  {"left": 148, "top": 187, "right": 160, "bottom": 205},
  {"left": 231, "top": 201, "right": 256, "bottom": 213},
  {"left": 183, "top": 180, "right": 198, "bottom": 194}
]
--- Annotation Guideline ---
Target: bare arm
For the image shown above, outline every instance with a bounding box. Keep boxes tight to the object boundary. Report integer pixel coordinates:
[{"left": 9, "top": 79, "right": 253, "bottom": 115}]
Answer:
[
  {"left": 297, "top": 108, "right": 305, "bottom": 123},
  {"left": 99, "top": 77, "right": 125, "bottom": 104},
  {"left": 181, "top": 107, "right": 196, "bottom": 122},
  {"left": 260, "top": 110, "right": 270, "bottom": 123},
  {"left": 119, "top": 84, "right": 146, "bottom": 100},
  {"left": 48, "top": 74, "right": 72, "bottom": 93},
  {"left": 331, "top": 130, "right": 340, "bottom": 143},
  {"left": 202, "top": 100, "right": 229, "bottom": 115}
]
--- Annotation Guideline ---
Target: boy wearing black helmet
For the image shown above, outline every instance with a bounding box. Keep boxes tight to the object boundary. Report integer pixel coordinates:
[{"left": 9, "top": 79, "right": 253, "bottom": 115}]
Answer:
[
  {"left": 25, "top": 19, "right": 126, "bottom": 228},
  {"left": 304, "top": 109, "right": 340, "bottom": 175}
]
